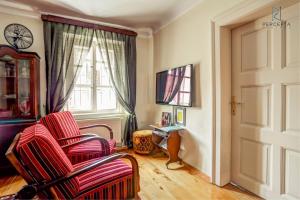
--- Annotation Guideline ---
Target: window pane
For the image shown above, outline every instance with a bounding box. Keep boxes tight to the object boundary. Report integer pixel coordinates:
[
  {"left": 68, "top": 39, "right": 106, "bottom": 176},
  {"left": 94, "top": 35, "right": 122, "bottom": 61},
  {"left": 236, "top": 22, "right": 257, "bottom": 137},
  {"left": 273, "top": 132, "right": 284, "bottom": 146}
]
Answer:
[
  {"left": 178, "top": 92, "right": 190, "bottom": 106},
  {"left": 185, "top": 66, "right": 191, "bottom": 76},
  {"left": 96, "top": 87, "right": 117, "bottom": 110},
  {"left": 180, "top": 78, "right": 191, "bottom": 92},
  {"left": 96, "top": 47, "right": 114, "bottom": 67},
  {"left": 68, "top": 86, "right": 92, "bottom": 111},
  {"left": 74, "top": 46, "right": 93, "bottom": 85},
  {"left": 74, "top": 46, "right": 92, "bottom": 65},
  {"left": 67, "top": 42, "right": 119, "bottom": 114},
  {"left": 76, "top": 61, "right": 92, "bottom": 85},
  {"left": 96, "top": 46, "right": 103, "bottom": 61},
  {"left": 96, "top": 62, "right": 110, "bottom": 86}
]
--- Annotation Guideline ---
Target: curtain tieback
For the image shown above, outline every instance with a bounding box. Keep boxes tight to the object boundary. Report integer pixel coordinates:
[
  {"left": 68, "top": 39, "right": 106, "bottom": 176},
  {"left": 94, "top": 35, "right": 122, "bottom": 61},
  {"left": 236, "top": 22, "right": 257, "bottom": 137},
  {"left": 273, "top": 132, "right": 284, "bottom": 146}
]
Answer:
[{"left": 129, "top": 113, "right": 136, "bottom": 118}]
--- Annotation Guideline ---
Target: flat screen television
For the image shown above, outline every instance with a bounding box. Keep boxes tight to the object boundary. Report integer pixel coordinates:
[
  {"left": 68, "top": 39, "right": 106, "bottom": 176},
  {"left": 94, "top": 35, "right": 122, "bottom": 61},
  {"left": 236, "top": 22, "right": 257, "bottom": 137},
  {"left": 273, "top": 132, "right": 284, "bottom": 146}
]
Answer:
[{"left": 156, "top": 64, "right": 193, "bottom": 107}]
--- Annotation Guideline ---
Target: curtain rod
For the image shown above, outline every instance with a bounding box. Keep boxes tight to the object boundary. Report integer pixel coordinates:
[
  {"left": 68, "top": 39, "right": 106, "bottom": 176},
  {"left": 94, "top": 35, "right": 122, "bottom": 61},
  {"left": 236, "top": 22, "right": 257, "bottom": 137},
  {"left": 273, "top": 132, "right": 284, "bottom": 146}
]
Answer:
[{"left": 41, "top": 14, "right": 137, "bottom": 37}]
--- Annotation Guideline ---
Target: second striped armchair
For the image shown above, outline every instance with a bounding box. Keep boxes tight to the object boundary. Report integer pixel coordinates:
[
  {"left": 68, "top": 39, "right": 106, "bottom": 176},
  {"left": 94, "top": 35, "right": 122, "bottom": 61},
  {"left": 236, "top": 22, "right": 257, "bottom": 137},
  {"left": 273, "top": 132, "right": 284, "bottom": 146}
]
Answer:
[{"left": 40, "top": 111, "right": 116, "bottom": 164}]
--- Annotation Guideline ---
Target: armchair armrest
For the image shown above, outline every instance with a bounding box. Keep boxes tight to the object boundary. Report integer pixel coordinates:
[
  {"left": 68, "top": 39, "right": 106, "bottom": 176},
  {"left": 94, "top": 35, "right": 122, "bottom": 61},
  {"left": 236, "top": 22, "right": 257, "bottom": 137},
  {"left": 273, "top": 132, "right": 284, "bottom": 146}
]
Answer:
[
  {"left": 15, "top": 153, "right": 140, "bottom": 199},
  {"left": 79, "top": 124, "right": 113, "bottom": 139},
  {"left": 57, "top": 134, "right": 96, "bottom": 142},
  {"left": 61, "top": 135, "right": 109, "bottom": 150},
  {"left": 56, "top": 153, "right": 130, "bottom": 182}
]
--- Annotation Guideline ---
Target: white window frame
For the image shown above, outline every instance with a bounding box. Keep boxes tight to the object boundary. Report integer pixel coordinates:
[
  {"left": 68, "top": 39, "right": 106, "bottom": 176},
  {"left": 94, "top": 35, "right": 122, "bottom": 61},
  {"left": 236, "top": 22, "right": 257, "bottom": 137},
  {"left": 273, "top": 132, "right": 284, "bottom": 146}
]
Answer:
[{"left": 66, "top": 40, "right": 123, "bottom": 116}]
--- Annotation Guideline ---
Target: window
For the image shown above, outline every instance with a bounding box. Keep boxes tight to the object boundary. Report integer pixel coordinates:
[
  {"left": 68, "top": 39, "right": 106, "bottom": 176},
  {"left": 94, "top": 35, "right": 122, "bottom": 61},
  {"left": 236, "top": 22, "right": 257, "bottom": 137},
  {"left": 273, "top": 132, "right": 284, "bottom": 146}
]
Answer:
[
  {"left": 170, "top": 66, "right": 192, "bottom": 106},
  {"left": 66, "top": 42, "right": 119, "bottom": 114}
]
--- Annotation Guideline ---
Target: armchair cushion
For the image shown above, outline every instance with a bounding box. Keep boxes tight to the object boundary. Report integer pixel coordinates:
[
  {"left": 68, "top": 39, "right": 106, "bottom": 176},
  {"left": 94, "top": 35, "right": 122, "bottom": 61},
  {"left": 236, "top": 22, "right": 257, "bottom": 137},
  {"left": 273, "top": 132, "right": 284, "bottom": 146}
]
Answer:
[
  {"left": 40, "top": 111, "right": 81, "bottom": 145},
  {"left": 73, "top": 158, "right": 133, "bottom": 199},
  {"left": 16, "top": 124, "right": 79, "bottom": 199},
  {"left": 66, "top": 139, "right": 116, "bottom": 164}
]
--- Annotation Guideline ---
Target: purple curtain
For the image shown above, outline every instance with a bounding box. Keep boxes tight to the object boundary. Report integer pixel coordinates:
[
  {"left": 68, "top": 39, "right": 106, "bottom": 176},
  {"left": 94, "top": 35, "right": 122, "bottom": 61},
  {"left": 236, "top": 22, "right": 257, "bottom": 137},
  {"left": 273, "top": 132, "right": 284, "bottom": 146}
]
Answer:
[
  {"left": 156, "top": 72, "right": 169, "bottom": 103},
  {"left": 163, "top": 66, "right": 186, "bottom": 103}
]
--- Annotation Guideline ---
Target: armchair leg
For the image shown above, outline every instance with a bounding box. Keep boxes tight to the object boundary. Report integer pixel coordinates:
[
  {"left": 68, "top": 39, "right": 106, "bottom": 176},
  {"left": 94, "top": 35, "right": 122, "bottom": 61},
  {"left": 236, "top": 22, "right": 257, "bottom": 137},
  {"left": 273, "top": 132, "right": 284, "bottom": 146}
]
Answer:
[
  {"left": 15, "top": 185, "right": 38, "bottom": 200},
  {"left": 122, "top": 154, "right": 140, "bottom": 199}
]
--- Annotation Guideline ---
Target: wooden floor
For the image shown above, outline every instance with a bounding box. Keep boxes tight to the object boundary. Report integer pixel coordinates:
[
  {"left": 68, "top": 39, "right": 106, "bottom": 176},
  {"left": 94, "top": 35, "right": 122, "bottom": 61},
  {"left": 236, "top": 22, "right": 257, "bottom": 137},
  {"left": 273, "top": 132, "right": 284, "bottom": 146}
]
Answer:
[{"left": 0, "top": 151, "right": 262, "bottom": 200}]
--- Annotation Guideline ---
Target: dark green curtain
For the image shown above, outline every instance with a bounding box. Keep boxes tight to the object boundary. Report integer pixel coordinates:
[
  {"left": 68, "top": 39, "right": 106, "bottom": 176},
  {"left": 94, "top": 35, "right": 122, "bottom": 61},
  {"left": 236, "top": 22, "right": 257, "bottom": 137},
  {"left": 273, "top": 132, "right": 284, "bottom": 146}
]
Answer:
[
  {"left": 95, "top": 30, "right": 137, "bottom": 147},
  {"left": 43, "top": 21, "right": 94, "bottom": 113}
]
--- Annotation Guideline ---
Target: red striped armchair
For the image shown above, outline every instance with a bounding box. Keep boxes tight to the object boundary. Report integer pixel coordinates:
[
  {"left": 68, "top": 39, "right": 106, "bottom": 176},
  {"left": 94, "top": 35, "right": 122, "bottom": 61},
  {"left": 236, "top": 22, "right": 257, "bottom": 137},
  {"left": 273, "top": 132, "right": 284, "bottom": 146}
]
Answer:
[
  {"left": 6, "top": 124, "right": 139, "bottom": 200},
  {"left": 40, "top": 111, "right": 116, "bottom": 164}
]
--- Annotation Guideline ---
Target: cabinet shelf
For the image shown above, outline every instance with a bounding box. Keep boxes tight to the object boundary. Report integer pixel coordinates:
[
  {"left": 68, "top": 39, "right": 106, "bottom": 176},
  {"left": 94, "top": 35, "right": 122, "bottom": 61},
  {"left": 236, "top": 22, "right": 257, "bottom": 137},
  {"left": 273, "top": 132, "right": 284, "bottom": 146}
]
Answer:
[
  {"left": 0, "top": 45, "right": 40, "bottom": 120},
  {"left": 0, "top": 44, "right": 40, "bottom": 173},
  {"left": 2, "top": 94, "right": 16, "bottom": 99}
]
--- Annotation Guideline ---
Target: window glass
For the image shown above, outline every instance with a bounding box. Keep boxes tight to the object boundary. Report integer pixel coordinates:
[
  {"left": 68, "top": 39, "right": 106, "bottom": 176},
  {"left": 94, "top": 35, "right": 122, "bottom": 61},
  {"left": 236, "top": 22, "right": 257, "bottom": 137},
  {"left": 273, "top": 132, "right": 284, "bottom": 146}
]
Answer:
[{"left": 67, "top": 42, "right": 118, "bottom": 114}]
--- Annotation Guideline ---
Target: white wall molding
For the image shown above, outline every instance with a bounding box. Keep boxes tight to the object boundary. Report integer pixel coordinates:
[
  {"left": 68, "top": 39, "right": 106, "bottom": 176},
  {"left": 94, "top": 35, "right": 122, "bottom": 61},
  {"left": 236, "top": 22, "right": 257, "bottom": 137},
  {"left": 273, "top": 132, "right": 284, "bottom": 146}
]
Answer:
[
  {"left": 154, "top": 0, "right": 204, "bottom": 33},
  {"left": 136, "top": 28, "right": 153, "bottom": 38},
  {"left": 0, "top": 0, "right": 206, "bottom": 37},
  {"left": 213, "top": 0, "right": 275, "bottom": 26},
  {"left": 0, "top": 2, "right": 40, "bottom": 19},
  {"left": 0, "top": 1, "right": 36, "bottom": 12},
  {"left": 0, "top": 1, "right": 153, "bottom": 38}
]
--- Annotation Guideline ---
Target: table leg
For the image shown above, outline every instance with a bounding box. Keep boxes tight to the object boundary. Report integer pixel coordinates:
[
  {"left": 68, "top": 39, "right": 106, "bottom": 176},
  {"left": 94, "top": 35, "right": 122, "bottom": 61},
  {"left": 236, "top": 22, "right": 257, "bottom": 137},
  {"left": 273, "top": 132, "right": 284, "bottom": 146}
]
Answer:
[{"left": 166, "top": 131, "right": 181, "bottom": 168}]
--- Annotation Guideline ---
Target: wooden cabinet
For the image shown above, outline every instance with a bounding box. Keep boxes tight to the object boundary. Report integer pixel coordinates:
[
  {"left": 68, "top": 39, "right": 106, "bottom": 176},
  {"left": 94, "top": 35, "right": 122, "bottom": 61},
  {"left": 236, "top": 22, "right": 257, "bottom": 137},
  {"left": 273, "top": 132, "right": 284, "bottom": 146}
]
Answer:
[{"left": 0, "top": 45, "right": 40, "bottom": 174}]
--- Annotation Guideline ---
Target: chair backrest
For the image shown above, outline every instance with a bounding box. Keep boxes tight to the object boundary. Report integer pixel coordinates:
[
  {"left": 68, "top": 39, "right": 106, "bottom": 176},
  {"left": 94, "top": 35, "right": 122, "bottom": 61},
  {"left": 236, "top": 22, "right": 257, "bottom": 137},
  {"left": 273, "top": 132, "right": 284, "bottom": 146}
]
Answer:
[
  {"left": 40, "top": 111, "right": 81, "bottom": 145},
  {"left": 6, "top": 124, "right": 79, "bottom": 199}
]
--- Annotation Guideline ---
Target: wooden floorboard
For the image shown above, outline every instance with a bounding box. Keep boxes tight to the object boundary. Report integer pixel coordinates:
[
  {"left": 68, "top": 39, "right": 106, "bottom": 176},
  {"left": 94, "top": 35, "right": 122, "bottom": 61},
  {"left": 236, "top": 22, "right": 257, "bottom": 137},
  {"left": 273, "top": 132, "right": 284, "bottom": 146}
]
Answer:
[{"left": 0, "top": 151, "right": 262, "bottom": 200}]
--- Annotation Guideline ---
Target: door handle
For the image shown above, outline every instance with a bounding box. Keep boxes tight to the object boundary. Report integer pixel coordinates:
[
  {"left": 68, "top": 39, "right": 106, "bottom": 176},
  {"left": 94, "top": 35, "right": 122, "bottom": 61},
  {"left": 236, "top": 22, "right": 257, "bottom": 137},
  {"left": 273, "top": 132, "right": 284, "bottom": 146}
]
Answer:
[{"left": 230, "top": 96, "right": 242, "bottom": 115}]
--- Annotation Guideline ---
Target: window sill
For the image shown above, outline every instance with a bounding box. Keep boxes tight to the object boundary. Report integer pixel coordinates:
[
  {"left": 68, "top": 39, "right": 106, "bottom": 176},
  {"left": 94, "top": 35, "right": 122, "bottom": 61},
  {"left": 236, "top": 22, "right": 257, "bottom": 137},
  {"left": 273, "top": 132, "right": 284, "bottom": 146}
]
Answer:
[{"left": 73, "top": 112, "right": 127, "bottom": 121}]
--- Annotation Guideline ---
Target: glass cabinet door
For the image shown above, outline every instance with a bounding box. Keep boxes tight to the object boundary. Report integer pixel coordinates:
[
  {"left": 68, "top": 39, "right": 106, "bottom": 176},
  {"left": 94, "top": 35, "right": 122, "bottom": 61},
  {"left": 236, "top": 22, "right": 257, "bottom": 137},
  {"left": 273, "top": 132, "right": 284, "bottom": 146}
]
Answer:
[
  {"left": 0, "top": 55, "right": 17, "bottom": 119},
  {"left": 18, "top": 59, "right": 31, "bottom": 117}
]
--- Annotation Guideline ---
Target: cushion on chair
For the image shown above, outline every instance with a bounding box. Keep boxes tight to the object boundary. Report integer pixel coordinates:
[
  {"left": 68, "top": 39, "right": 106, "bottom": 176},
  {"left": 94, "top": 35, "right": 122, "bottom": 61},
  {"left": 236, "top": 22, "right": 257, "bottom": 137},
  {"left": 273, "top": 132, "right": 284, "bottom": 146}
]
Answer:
[
  {"left": 73, "top": 158, "right": 133, "bottom": 200},
  {"left": 40, "top": 111, "right": 81, "bottom": 145},
  {"left": 17, "top": 124, "right": 79, "bottom": 199},
  {"left": 66, "top": 139, "right": 117, "bottom": 164}
]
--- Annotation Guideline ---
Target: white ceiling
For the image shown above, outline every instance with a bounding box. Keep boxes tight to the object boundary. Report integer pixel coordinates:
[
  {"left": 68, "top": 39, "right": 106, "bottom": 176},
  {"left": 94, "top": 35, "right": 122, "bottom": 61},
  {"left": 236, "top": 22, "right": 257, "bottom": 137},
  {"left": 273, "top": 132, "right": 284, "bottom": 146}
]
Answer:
[{"left": 4, "top": 0, "right": 203, "bottom": 31}]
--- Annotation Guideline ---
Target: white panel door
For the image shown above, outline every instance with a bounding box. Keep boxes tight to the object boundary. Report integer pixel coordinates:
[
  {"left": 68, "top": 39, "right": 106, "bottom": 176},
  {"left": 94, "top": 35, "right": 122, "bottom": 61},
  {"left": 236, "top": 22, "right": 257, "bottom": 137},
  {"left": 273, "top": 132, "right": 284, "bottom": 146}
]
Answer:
[{"left": 231, "top": 3, "right": 300, "bottom": 200}]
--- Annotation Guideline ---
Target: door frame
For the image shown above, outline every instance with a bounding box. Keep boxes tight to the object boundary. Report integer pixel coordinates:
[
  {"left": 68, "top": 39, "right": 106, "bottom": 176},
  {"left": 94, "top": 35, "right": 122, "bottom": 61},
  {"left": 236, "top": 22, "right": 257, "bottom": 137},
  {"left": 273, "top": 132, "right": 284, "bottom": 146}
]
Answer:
[{"left": 210, "top": 0, "right": 293, "bottom": 186}]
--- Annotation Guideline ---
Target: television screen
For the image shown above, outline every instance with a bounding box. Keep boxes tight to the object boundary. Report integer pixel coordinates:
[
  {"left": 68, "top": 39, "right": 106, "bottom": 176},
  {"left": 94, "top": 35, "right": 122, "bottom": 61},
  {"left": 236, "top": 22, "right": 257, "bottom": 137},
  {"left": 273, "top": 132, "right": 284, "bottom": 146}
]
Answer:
[{"left": 156, "top": 64, "right": 193, "bottom": 107}]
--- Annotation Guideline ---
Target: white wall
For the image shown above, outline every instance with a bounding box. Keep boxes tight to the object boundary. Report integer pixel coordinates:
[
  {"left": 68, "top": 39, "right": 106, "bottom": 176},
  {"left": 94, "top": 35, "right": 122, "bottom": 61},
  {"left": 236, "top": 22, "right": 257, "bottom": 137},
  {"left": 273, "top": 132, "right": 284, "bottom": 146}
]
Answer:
[
  {"left": 152, "top": 0, "right": 244, "bottom": 177},
  {"left": 136, "top": 36, "right": 154, "bottom": 128}
]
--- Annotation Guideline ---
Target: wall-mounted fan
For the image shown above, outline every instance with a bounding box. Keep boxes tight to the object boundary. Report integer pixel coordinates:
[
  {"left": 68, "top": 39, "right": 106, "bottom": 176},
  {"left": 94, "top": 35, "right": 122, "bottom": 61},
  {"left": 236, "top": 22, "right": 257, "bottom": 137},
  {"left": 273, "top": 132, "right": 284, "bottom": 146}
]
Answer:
[{"left": 4, "top": 23, "right": 33, "bottom": 49}]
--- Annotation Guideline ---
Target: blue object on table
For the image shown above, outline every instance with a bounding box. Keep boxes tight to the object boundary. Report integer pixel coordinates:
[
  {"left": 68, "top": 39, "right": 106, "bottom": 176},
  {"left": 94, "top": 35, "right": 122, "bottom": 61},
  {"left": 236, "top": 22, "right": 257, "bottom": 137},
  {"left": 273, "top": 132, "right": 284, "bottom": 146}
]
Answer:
[{"left": 152, "top": 125, "right": 184, "bottom": 133}]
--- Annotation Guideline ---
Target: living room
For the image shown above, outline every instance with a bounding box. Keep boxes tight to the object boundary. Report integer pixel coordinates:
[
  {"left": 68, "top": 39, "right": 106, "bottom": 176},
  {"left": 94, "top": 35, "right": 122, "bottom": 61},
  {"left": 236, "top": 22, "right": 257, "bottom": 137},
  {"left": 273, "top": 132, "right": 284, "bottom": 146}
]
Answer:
[{"left": 0, "top": 0, "right": 299, "bottom": 199}]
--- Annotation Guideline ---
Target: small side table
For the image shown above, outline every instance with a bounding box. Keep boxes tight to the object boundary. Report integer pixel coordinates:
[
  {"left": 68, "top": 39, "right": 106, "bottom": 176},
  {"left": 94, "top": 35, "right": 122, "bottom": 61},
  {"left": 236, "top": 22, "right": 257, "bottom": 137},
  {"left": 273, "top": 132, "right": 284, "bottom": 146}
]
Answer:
[{"left": 150, "top": 125, "right": 184, "bottom": 169}]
